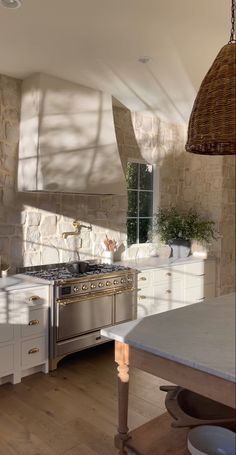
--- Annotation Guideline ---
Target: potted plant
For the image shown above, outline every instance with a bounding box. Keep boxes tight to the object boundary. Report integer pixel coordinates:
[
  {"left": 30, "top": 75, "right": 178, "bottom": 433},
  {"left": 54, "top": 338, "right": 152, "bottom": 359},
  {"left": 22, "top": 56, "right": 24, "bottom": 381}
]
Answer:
[{"left": 152, "top": 207, "right": 215, "bottom": 259}]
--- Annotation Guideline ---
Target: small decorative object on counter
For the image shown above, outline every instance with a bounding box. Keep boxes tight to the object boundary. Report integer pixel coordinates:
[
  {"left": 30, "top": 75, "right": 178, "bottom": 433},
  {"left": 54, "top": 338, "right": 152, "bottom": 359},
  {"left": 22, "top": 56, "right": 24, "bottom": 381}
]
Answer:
[
  {"left": 1, "top": 264, "right": 10, "bottom": 278},
  {"left": 102, "top": 235, "right": 117, "bottom": 264},
  {"left": 152, "top": 207, "right": 216, "bottom": 259}
]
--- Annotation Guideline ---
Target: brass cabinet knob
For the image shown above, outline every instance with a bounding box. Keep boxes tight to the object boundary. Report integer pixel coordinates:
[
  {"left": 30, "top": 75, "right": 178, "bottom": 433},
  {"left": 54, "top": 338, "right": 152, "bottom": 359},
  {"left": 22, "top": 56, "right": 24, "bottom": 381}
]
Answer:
[
  {"left": 166, "top": 272, "right": 172, "bottom": 277},
  {"left": 28, "top": 347, "right": 40, "bottom": 355},
  {"left": 139, "top": 276, "right": 147, "bottom": 281},
  {"left": 139, "top": 295, "right": 146, "bottom": 300},
  {"left": 28, "top": 295, "right": 40, "bottom": 302},
  {"left": 166, "top": 289, "right": 172, "bottom": 294},
  {"left": 28, "top": 319, "right": 40, "bottom": 326}
]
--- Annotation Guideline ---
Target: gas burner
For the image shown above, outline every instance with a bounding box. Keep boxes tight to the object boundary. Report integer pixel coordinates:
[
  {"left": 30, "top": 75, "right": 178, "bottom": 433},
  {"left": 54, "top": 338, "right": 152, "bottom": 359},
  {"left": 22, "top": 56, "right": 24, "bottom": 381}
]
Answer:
[{"left": 19, "top": 261, "right": 131, "bottom": 282}]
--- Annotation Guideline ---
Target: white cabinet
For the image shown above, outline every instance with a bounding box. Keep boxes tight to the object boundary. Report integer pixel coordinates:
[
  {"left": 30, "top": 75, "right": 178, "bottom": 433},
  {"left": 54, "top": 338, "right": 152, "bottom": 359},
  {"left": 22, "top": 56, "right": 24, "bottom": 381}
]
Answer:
[
  {"left": 0, "top": 284, "right": 49, "bottom": 385},
  {"left": 137, "top": 258, "right": 216, "bottom": 318}
]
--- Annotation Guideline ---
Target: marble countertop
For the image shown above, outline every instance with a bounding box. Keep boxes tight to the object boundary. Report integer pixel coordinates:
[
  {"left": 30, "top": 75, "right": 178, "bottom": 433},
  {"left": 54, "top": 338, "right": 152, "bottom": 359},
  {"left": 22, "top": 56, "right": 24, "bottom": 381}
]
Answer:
[
  {"left": 117, "top": 256, "right": 215, "bottom": 271},
  {"left": 0, "top": 275, "right": 49, "bottom": 292},
  {"left": 101, "top": 293, "right": 236, "bottom": 382}
]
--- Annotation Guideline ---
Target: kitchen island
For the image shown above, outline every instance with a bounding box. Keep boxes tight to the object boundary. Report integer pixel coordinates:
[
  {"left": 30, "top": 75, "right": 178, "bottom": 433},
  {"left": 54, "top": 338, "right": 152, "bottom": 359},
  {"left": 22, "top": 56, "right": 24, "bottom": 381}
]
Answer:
[{"left": 101, "top": 293, "right": 236, "bottom": 454}]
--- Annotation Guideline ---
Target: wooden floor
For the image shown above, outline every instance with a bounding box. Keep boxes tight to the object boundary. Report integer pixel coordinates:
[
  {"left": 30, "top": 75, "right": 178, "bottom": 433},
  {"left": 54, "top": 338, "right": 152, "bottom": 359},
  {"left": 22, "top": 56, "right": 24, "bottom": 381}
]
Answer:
[{"left": 0, "top": 343, "right": 169, "bottom": 455}]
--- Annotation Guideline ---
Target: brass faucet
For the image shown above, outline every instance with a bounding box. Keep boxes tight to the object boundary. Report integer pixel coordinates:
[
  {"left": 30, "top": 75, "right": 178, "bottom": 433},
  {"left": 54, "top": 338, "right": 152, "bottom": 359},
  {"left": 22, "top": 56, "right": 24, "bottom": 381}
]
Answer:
[{"left": 62, "top": 220, "right": 92, "bottom": 239}]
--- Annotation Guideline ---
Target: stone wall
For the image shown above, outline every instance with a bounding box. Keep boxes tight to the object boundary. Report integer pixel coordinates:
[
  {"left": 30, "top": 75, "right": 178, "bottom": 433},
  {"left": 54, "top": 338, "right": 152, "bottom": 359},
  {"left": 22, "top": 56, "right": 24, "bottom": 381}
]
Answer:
[
  {"left": 0, "top": 74, "right": 235, "bottom": 294},
  {"left": 0, "top": 74, "right": 184, "bottom": 269}
]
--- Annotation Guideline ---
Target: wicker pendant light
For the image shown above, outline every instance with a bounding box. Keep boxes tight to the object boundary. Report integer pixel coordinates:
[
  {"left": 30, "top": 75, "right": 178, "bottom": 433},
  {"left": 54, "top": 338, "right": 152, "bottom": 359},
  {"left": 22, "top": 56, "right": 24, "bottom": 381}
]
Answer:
[{"left": 186, "top": 0, "right": 236, "bottom": 155}]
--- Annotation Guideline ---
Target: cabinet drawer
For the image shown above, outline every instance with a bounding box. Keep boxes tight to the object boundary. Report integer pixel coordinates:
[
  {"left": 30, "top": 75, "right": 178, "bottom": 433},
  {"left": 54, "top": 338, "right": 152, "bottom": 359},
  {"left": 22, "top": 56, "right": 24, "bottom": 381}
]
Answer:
[
  {"left": 12, "top": 286, "right": 48, "bottom": 309},
  {"left": 153, "top": 267, "right": 183, "bottom": 284},
  {"left": 0, "top": 345, "right": 14, "bottom": 374},
  {"left": 138, "top": 271, "right": 152, "bottom": 288},
  {"left": 154, "top": 281, "right": 184, "bottom": 306},
  {"left": 21, "top": 337, "right": 46, "bottom": 369},
  {"left": 21, "top": 308, "right": 47, "bottom": 338},
  {"left": 0, "top": 325, "right": 14, "bottom": 343}
]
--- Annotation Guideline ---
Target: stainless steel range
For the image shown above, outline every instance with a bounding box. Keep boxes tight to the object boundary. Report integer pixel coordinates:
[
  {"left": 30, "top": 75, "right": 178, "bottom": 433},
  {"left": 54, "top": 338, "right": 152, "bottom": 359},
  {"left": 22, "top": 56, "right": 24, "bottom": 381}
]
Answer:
[{"left": 20, "top": 261, "right": 138, "bottom": 370}]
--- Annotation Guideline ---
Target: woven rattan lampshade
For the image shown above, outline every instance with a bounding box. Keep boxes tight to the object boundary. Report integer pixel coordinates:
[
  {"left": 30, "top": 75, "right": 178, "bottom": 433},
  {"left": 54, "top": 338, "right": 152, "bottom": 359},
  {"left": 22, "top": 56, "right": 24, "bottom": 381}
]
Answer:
[{"left": 186, "top": 2, "right": 236, "bottom": 155}]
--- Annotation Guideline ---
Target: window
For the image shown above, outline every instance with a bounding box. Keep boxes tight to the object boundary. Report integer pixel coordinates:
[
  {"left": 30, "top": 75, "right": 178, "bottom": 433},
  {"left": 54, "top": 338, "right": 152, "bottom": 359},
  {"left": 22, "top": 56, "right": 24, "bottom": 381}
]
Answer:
[{"left": 126, "top": 161, "right": 156, "bottom": 245}]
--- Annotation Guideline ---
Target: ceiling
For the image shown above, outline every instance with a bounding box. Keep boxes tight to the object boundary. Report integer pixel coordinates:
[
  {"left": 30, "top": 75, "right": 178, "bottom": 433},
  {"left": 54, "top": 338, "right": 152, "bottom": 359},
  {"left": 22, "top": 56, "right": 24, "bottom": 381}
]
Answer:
[{"left": 0, "top": 0, "right": 230, "bottom": 123}]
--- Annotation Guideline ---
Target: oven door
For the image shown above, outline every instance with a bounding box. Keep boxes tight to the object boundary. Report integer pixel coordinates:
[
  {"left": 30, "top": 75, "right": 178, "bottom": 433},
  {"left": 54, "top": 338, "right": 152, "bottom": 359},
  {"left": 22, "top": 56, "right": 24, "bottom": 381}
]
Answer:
[{"left": 56, "top": 294, "right": 113, "bottom": 341}]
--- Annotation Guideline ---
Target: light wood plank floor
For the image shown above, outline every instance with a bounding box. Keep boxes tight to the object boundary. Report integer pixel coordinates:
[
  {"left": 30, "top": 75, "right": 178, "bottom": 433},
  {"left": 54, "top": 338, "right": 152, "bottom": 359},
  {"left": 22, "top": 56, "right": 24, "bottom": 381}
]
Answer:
[{"left": 0, "top": 342, "right": 169, "bottom": 455}]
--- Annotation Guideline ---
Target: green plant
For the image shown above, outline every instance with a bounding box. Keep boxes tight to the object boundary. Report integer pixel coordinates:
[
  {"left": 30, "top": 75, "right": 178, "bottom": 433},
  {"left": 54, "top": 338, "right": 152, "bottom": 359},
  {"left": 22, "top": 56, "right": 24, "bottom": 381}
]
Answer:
[{"left": 152, "top": 207, "right": 215, "bottom": 245}]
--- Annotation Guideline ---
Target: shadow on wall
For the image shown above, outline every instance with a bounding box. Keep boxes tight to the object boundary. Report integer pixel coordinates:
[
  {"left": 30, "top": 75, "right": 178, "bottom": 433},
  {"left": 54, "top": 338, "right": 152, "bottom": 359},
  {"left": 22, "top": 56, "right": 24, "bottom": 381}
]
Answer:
[{"left": 0, "top": 74, "right": 235, "bottom": 295}]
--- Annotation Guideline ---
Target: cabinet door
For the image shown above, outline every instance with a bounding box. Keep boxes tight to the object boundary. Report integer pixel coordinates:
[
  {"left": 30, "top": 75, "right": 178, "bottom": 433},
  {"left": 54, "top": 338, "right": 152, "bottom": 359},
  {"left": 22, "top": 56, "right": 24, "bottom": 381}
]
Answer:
[
  {"left": 0, "top": 294, "right": 14, "bottom": 343},
  {"left": 0, "top": 345, "right": 14, "bottom": 374},
  {"left": 153, "top": 281, "right": 185, "bottom": 313}
]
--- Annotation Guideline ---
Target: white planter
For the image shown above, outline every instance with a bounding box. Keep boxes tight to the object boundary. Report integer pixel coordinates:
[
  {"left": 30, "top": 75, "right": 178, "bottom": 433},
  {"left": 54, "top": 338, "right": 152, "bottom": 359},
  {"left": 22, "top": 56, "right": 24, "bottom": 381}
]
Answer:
[{"left": 102, "top": 251, "right": 114, "bottom": 264}]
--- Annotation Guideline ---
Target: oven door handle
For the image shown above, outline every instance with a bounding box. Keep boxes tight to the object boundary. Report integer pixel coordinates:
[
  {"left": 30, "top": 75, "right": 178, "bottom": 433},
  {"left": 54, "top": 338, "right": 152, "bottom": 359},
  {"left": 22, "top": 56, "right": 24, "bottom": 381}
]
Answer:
[{"left": 57, "top": 287, "right": 137, "bottom": 306}]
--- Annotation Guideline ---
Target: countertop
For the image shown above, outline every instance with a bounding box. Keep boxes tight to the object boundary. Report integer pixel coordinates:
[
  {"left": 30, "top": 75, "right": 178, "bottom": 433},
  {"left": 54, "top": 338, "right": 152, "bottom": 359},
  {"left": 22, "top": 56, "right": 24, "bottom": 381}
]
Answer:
[
  {"left": 0, "top": 275, "right": 50, "bottom": 292},
  {"left": 116, "top": 255, "right": 215, "bottom": 271},
  {"left": 101, "top": 293, "right": 236, "bottom": 382}
]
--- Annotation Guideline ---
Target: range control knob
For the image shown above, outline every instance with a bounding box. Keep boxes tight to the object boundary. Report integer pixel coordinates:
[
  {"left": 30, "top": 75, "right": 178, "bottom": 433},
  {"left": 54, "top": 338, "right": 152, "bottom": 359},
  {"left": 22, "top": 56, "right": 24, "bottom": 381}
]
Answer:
[
  {"left": 127, "top": 276, "right": 133, "bottom": 282},
  {"left": 82, "top": 284, "right": 88, "bottom": 291},
  {"left": 90, "top": 283, "right": 96, "bottom": 289},
  {"left": 73, "top": 286, "right": 79, "bottom": 292},
  {"left": 113, "top": 279, "right": 119, "bottom": 285},
  {"left": 106, "top": 280, "right": 112, "bottom": 286},
  {"left": 120, "top": 278, "right": 126, "bottom": 284},
  {"left": 98, "top": 282, "right": 104, "bottom": 288}
]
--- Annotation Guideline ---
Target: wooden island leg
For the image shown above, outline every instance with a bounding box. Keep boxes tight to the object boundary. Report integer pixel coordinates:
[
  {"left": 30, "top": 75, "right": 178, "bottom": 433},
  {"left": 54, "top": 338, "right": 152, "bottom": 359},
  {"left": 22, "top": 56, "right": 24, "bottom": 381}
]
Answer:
[{"left": 114, "top": 341, "right": 130, "bottom": 454}]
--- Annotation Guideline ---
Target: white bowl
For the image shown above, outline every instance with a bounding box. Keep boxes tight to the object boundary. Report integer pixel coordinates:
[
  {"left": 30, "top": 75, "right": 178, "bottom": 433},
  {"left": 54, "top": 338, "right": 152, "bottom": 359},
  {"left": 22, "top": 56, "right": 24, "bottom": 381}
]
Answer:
[{"left": 188, "top": 425, "right": 236, "bottom": 455}]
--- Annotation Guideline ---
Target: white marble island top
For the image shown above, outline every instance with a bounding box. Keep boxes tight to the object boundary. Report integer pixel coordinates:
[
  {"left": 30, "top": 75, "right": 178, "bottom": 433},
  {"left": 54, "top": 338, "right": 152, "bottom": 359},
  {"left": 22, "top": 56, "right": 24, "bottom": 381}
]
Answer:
[{"left": 101, "top": 293, "right": 236, "bottom": 383}]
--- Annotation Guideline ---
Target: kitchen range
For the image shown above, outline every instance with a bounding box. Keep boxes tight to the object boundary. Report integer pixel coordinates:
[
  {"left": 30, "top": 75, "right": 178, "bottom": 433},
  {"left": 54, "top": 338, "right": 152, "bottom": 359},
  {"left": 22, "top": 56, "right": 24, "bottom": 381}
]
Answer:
[{"left": 19, "top": 261, "right": 138, "bottom": 370}]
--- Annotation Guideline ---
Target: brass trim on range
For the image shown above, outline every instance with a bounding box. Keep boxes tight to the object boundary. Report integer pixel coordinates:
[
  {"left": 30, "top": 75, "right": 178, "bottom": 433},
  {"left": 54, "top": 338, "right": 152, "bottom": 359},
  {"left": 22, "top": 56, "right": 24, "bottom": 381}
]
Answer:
[
  {"left": 57, "top": 287, "right": 137, "bottom": 306},
  {"left": 57, "top": 270, "right": 138, "bottom": 286}
]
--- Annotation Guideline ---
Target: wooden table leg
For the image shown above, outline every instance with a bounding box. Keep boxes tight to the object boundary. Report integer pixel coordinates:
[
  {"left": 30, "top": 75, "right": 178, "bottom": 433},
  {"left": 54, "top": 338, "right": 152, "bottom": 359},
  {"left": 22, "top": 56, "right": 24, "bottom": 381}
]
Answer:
[{"left": 115, "top": 341, "right": 130, "bottom": 454}]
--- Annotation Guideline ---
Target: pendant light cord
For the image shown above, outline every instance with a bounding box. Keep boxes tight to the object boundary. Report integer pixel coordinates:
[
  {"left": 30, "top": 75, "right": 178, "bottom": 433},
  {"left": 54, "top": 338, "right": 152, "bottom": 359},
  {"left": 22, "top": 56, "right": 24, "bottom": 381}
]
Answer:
[{"left": 229, "top": 0, "right": 236, "bottom": 43}]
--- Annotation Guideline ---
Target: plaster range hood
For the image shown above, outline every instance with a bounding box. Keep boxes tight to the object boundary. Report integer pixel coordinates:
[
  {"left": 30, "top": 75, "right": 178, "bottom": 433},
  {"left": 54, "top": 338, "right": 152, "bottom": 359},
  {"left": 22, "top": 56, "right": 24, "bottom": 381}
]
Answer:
[{"left": 18, "top": 73, "right": 126, "bottom": 195}]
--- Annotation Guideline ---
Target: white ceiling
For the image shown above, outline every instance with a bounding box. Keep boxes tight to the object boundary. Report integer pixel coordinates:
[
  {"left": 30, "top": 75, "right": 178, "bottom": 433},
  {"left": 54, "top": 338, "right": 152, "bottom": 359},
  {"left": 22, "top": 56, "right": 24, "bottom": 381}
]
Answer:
[{"left": 0, "top": 0, "right": 230, "bottom": 123}]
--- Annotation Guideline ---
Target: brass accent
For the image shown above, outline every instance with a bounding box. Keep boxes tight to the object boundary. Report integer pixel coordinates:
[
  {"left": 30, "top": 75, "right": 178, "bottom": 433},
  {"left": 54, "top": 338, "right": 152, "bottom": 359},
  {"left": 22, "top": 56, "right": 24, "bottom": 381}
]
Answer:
[
  {"left": 57, "top": 287, "right": 137, "bottom": 305},
  {"left": 62, "top": 220, "right": 92, "bottom": 239},
  {"left": 166, "top": 289, "right": 172, "bottom": 294},
  {"left": 28, "top": 319, "right": 40, "bottom": 326},
  {"left": 28, "top": 295, "right": 41, "bottom": 302},
  {"left": 28, "top": 347, "right": 40, "bottom": 355},
  {"left": 138, "top": 295, "right": 146, "bottom": 300},
  {"left": 166, "top": 272, "right": 172, "bottom": 277},
  {"left": 139, "top": 276, "right": 147, "bottom": 281},
  {"left": 57, "top": 270, "right": 138, "bottom": 286}
]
